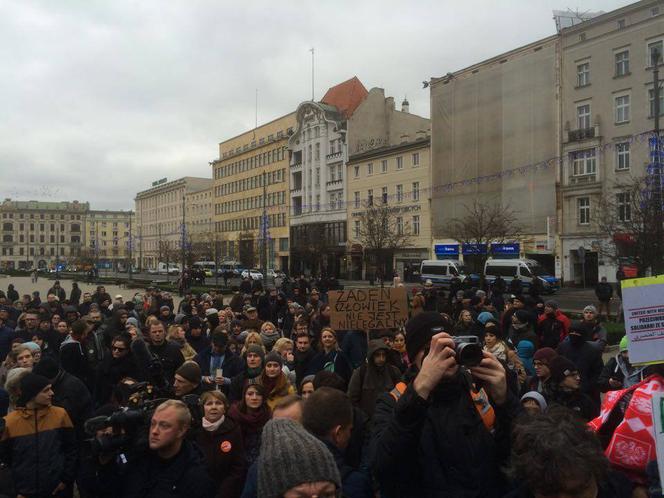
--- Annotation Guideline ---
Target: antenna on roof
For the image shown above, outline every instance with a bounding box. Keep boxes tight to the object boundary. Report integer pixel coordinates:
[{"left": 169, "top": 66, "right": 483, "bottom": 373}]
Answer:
[
  {"left": 253, "top": 88, "right": 258, "bottom": 138},
  {"left": 310, "top": 47, "right": 315, "bottom": 101}
]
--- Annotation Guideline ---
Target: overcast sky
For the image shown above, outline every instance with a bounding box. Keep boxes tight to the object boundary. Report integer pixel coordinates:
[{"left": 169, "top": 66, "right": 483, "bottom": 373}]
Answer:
[{"left": 1, "top": 0, "right": 632, "bottom": 210}]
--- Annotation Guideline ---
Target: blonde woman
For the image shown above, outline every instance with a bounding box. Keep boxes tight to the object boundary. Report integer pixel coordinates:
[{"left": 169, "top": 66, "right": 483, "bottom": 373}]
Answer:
[
  {"left": 167, "top": 324, "right": 197, "bottom": 361},
  {"left": 240, "top": 332, "right": 266, "bottom": 357},
  {"left": 272, "top": 337, "right": 296, "bottom": 385}
]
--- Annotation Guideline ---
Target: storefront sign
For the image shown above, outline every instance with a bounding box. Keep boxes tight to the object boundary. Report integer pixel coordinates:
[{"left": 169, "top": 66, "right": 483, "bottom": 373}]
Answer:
[
  {"left": 622, "top": 275, "right": 664, "bottom": 365},
  {"left": 434, "top": 244, "right": 459, "bottom": 256},
  {"left": 491, "top": 243, "right": 520, "bottom": 256},
  {"left": 329, "top": 287, "right": 409, "bottom": 331},
  {"left": 462, "top": 243, "right": 487, "bottom": 255}
]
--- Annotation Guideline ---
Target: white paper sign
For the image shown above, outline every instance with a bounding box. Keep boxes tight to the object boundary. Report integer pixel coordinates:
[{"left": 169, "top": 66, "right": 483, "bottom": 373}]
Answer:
[{"left": 622, "top": 275, "right": 664, "bottom": 365}]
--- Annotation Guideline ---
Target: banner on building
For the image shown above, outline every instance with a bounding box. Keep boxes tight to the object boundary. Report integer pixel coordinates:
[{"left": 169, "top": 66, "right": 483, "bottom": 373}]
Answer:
[
  {"left": 622, "top": 275, "right": 664, "bottom": 365},
  {"left": 328, "top": 287, "right": 409, "bottom": 331}
]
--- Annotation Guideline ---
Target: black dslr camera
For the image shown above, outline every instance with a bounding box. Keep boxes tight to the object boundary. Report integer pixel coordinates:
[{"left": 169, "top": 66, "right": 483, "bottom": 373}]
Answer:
[{"left": 452, "top": 336, "right": 483, "bottom": 368}]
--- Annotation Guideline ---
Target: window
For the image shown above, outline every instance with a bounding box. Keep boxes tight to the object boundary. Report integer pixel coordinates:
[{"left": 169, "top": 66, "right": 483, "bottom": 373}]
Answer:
[
  {"left": 577, "top": 103, "right": 591, "bottom": 129},
  {"left": 315, "top": 168, "right": 320, "bottom": 186},
  {"left": 412, "top": 153, "right": 420, "bottom": 166},
  {"left": 279, "top": 237, "right": 289, "bottom": 251},
  {"left": 354, "top": 165, "right": 360, "bottom": 178},
  {"left": 367, "top": 163, "right": 373, "bottom": 175},
  {"left": 648, "top": 40, "right": 663, "bottom": 66},
  {"left": 571, "top": 149, "right": 596, "bottom": 176},
  {"left": 382, "top": 187, "right": 388, "bottom": 204},
  {"left": 316, "top": 194, "right": 320, "bottom": 211},
  {"left": 396, "top": 217, "right": 403, "bottom": 235},
  {"left": 396, "top": 157, "right": 403, "bottom": 170},
  {"left": 330, "top": 166, "right": 336, "bottom": 182},
  {"left": 617, "top": 192, "right": 631, "bottom": 222},
  {"left": 354, "top": 191, "right": 360, "bottom": 208},
  {"left": 367, "top": 189, "right": 373, "bottom": 206},
  {"left": 354, "top": 220, "right": 361, "bottom": 239},
  {"left": 412, "top": 215, "right": 420, "bottom": 235},
  {"left": 616, "top": 142, "right": 630, "bottom": 170},
  {"left": 412, "top": 182, "right": 420, "bottom": 201},
  {"left": 381, "top": 159, "right": 388, "bottom": 173},
  {"left": 577, "top": 197, "right": 591, "bottom": 225},
  {"left": 615, "top": 50, "right": 629, "bottom": 76},
  {"left": 396, "top": 184, "right": 403, "bottom": 202},
  {"left": 577, "top": 62, "right": 590, "bottom": 87},
  {"left": 329, "top": 140, "right": 336, "bottom": 154},
  {"left": 649, "top": 88, "right": 664, "bottom": 118},
  {"left": 337, "top": 164, "right": 342, "bottom": 180},
  {"left": 617, "top": 19, "right": 625, "bottom": 29},
  {"left": 614, "top": 95, "right": 630, "bottom": 123},
  {"left": 315, "top": 143, "right": 320, "bottom": 160}
]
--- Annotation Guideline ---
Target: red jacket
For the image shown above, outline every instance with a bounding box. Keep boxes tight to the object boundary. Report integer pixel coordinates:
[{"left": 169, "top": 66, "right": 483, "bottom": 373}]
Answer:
[{"left": 537, "top": 309, "right": 570, "bottom": 343}]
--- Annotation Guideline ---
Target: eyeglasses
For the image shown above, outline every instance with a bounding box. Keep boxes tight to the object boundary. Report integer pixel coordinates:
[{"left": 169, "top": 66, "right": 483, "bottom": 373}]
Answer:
[{"left": 112, "top": 346, "right": 128, "bottom": 352}]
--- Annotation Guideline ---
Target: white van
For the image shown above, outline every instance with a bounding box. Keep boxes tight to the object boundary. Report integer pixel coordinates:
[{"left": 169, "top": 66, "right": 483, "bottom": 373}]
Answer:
[
  {"left": 420, "top": 260, "right": 472, "bottom": 288},
  {"left": 483, "top": 259, "right": 559, "bottom": 293}
]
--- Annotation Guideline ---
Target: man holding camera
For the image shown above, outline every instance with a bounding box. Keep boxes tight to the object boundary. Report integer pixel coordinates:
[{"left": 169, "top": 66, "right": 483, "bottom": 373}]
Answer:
[{"left": 370, "top": 312, "right": 519, "bottom": 498}]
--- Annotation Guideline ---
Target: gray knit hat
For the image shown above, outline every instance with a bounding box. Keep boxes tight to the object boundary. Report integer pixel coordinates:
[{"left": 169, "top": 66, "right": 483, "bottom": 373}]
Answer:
[{"left": 257, "top": 419, "right": 341, "bottom": 498}]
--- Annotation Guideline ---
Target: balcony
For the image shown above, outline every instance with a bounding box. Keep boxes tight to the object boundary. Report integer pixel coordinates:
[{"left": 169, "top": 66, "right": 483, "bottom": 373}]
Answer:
[
  {"left": 326, "top": 179, "right": 343, "bottom": 190},
  {"left": 290, "top": 186, "right": 302, "bottom": 195},
  {"left": 567, "top": 127, "right": 595, "bottom": 142},
  {"left": 326, "top": 151, "right": 343, "bottom": 162},
  {"left": 291, "top": 161, "right": 302, "bottom": 171}
]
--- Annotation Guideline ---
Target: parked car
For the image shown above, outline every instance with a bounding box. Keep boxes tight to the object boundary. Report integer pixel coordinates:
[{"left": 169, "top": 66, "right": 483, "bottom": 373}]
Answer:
[
  {"left": 484, "top": 258, "right": 559, "bottom": 293},
  {"left": 267, "top": 269, "right": 286, "bottom": 279},
  {"left": 241, "top": 269, "right": 264, "bottom": 280},
  {"left": 419, "top": 259, "right": 477, "bottom": 288}
]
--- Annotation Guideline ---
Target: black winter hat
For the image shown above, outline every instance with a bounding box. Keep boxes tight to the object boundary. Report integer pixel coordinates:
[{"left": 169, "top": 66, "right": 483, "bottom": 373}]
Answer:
[
  {"left": 405, "top": 311, "right": 453, "bottom": 360},
  {"left": 17, "top": 373, "right": 51, "bottom": 406},
  {"left": 513, "top": 310, "right": 531, "bottom": 324},
  {"left": 549, "top": 356, "right": 578, "bottom": 384},
  {"left": 32, "top": 357, "right": 60, "bottom": 380}
]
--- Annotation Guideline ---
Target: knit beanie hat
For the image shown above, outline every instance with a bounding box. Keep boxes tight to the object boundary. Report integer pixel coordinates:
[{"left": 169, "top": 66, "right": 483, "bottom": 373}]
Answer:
[
  {"left": 532, "top": 347, "right": 557, "bottom": 365},
  {"left": 583, "top": 305, "right": 597, "bottom": 314},
  {"left": 549, "top": 356, "right": 578, "bottom": 384},
  {"left": 477, "top": 311, "right": 495, "bottom": 325},
  {"left": 544, "top": 300, "right": 559, "bottom": 310},
  {"left": 513, "top": 310, "right": 531, "bottom": 324},
  {"left": 405, "top": 311, "right": 453, "bottom": 360},
  {"left": 521, "top": 391, "right": 548, "bottom": 412},
  {"left": 22, "top": 342, "right": 41, "bottom": 353},
  {"left": 17, "top": 373, "right": 51, "bottom": 406},
  {"left": 265, "top": 350, "right": 283, "bottom": 367},
  {"left": 257, "top": 418, "right": 341, "bottom": 498},
  {"left": 125, "top": 317, "right": 139, "bottom": 329},
  {"left": 33, "top": 356, "right": 60, "bottom": 380},
  {"left": 246, "top": 344, "right": 266, "bottom": 363},
  {"left": 175, "top": 361, "right": 201, "bottom": 385},
  {"left": 299, "top": 374, "right": 315, "bottom": 391},
  {"left": 619, "top": 335, "right": 629, "bottom": 352}
]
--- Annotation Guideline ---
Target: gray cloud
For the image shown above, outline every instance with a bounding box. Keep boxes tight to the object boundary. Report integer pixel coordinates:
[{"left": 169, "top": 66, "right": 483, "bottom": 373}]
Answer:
[{"left": 0, "top": 0, "right": 630, "bottom": 209}]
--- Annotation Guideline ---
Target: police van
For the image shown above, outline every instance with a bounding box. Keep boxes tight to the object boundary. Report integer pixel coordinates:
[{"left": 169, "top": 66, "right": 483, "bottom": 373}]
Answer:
[
  {"left": 419, "top": 260, "right": 474, "bottom": 288},
  {"left": 483, "top": 259, "right": 559, "bottom": 293}
]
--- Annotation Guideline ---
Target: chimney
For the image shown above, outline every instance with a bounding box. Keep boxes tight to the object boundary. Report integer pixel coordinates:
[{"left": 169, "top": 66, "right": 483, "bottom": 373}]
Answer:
[{"left": 401, "top": 98, "right": 410, "bottom": 113}]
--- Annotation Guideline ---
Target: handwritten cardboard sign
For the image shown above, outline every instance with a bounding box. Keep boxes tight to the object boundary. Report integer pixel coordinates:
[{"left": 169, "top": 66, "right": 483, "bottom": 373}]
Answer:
[
  {"left": 622, "top": 275, "right": 664, "bottom": 365},
  {"left": 328, "top": 287, "right": 409, "bottom": 331}
]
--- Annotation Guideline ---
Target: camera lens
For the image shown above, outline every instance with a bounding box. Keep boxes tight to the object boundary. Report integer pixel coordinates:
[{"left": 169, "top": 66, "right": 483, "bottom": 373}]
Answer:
[{"left": 456, "top": 342, "right": 483, "bottom": 367}]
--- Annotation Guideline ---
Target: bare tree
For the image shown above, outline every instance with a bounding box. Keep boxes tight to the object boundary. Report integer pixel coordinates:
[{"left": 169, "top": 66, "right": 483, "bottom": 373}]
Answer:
[
  {"left": 356, "top": 201, "right": 414, "bottom": 285},
  {"left": 447, "top": 201, "right": 523, "bottom": 276},
  {"left": 595, "top": 176, "right": 664, "bottom": 277}
]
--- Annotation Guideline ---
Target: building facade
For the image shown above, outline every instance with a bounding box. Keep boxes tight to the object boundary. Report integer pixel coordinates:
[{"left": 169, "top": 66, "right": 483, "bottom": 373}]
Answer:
[
  {"left": 558, "top": 0, "right": 664, "bottom": 284},
  {"left": 185, "top": 187, "right": 214, "bottom": 262},
  {"left": 345, "top": 88, "right": 432, "bottom": 280},
  {"left": 135, "top": 177, "right": 212, "bottom": 270},
  {"left": 212, "top": 113, "right": 295, "bottom": 272},
  {"left": 429, "top": 36, "right": 560, "bottom": 275},
  {"left": 0, "top": 199, "right": 88, "bottom": 270},
  {"left": 86, "top": 210, "right": 135, "bottom": 271},
  {"left": 288, "top": 77, "right": 368, "bottom": 277}
]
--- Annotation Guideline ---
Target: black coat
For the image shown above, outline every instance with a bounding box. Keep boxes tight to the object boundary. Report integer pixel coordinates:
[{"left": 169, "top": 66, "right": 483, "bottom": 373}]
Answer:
[
  {"left": 556, "top": 340, "right": 604, "bottom": 403},
  {"left": 195, "top": 417, "right": 247, "bottom": 498},
  {"left": 94, "top": 353, "right": 141, "bottom": 406},
  {"left": 122, "top": 441, "right": 216, "bottom": 498},
  {"left": 148, "top": 341, "right": 185, "bottom": 384},
  {"left": 370, "top": 372, "right": 518, "bottom": 498},
  {"left": 51, "top": 369, "right": 94, "bottom": 441}
]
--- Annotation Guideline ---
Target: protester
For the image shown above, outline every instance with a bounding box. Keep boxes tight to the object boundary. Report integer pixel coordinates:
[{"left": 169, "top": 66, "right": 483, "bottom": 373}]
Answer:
[
  {"left": 371, "top": 311, "right": 518, "bottom": 497},
  {"left": 556, "top": 321, "right": 603, "bottom": 406},
  {"left": 146, "top": 321, "right": 185, "bottom": 384},
  {"left": 536, "top": 300, "right": 570, "bottom": 349},
  {"left": 299, "top": 374, "right": 315, "bottom": 400},
  {"left": 310, "top": 328, "right": 353, "bottom": 386},
  {"left": 520, "top": 391, "right": 547, "bottom": 416},
  {"left": 579, "top": 305, "right": 608, "bottom": 351},
  {"left": 167, "top": 324, "right": 197, "bottom": 361},
  {"left": 228, "top": 382, "right": 271, "bottom": 465},
  {"left": 595, "top": 276, "right": 614, "bottom": 321},
  {"left": 259, "top": 351, "right": 296, "bottom": 410},
  {"left": 598, "top": 335, "right": 646, "bottom": 392},
  {"left": 522, "top": 347, "right": 556, "bottom": 395},
  {"left": 196, "top": 390, "right": 247, "bottom": 498},
  {"left": 544, "top": 356, "right": 598, "bottom": 421}
]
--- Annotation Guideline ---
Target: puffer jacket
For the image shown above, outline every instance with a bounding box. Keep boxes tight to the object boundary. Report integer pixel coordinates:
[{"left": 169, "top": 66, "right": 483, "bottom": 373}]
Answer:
[{"left": 0, "top": 406, "right": 77, "bottom": 496}]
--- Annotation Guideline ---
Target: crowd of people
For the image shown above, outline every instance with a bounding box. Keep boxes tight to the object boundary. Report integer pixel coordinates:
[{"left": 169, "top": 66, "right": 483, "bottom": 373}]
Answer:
[{"left": 0, "top": 275, "right": 657, "bottom": 497}]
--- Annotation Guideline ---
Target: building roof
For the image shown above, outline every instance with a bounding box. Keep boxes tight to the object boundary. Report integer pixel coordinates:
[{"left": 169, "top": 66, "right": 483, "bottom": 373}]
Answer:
[{"left": 321, "top": 76, "right": 368, "bottom": 119}]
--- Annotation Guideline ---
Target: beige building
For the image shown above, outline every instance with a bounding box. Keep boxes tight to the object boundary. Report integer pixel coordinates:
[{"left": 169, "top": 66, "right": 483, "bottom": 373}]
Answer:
[
  {"left": 185, "top": 187, "right": 214, "bottom": 261},
  {"left": 86, "top": 210, "right": 135, "bottom": 270},
  {"left": 345, "top": 88, "right": 432, "bottom": 280},
  {"left": 429, "top": 35, "right": 560, "bottom": 274},
  {"left": 135, "top": 177, "right": 212, "bottom": 270},
  {"left": 0, "top": 199, "right": 88, "bottom": 270},
  {"left": 558, "top": 0, "right": 664, "bottom": 284},
  {"left": 212, "top": 113, "right": 295, "bottom": 271}
]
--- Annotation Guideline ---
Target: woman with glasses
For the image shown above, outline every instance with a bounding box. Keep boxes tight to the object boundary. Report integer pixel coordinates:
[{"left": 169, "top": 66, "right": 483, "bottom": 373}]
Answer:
[{"left": 94, "top": 332, "right": 139, "bottom": 406}]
